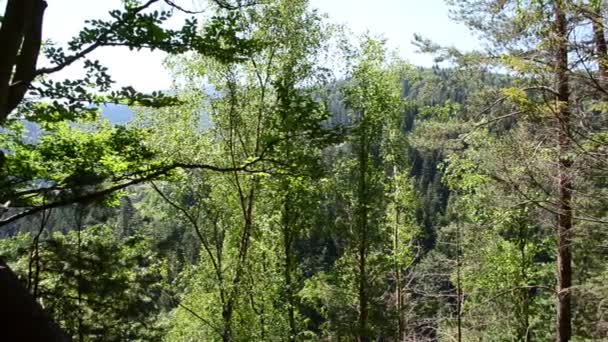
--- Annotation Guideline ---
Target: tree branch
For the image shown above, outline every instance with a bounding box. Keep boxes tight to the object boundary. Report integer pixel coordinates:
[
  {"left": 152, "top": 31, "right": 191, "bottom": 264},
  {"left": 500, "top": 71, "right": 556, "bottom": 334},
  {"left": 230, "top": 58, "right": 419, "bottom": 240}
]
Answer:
[
  {"left": 0, "top": 158, "right": 262, "bottom": 227},
  {"left": 35, "top": 0, "right": 161, "bottom": 77}
]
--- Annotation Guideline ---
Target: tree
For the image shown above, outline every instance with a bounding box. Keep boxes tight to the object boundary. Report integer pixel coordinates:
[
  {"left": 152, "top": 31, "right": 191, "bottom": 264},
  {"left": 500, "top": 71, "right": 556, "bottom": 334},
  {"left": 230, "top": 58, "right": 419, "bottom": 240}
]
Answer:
[
  {"left": 0, "top": 0, "right": 257, "bottom": 124},
  {"left": 300, "top": 38, "right": 413, "bottom": 341},
  {"left": 0, "top": 222, "right": 167, "bottom": 341},
  {"left": 439, "top": 0, "right": 608, "bottom": 339},
  {"left": 440, "top": 150, "right": 555, "bottom": 340},
  {"left": 0, "top": 0, "right": 264, "bottom": 228},
  {"left": 0, "top": 0, "right": 260, "bottom": 337},
  {"left": 342, "top": 39, "right": 398, "bottom": 341},
  {"left": 138, "top": 0, "right": 336, "bottom": 340}
]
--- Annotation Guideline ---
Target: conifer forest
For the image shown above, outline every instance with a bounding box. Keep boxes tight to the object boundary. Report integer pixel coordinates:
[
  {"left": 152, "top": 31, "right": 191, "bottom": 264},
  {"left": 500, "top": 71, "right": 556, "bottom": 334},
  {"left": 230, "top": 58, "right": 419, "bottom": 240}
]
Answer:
[{"left": 1, "top": 0, "right": 608, "bottom": 341}]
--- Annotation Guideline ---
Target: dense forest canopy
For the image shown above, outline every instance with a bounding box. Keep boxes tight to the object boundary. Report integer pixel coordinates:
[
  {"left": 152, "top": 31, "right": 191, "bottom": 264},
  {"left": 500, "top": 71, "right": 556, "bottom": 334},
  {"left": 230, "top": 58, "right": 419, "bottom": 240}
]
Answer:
[{"left": 0, "top": 0, "right": 607, "bottom": 341}]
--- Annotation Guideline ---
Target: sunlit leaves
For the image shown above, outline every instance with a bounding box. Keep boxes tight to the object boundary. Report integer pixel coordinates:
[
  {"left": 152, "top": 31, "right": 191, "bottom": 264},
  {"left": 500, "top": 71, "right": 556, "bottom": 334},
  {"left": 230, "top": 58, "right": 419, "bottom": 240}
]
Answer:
[{"left": 0, "top": 121, "right": 159, "bottom": 206}]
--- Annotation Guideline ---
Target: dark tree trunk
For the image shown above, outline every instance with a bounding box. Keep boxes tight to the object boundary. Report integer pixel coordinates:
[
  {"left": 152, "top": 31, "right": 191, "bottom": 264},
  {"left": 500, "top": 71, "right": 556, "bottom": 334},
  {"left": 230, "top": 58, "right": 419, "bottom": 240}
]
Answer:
[
  {"left": 0, "top": 259, "right": 71, "bottom": 341},
  {"left": 283, "top": 196, "right": 298, "bottom": 342},
  {"left": 357, "top": 123, "right": 370, "bottom": 342},
  {"left": 221, "top": 304, "right": 234, "bottom": 342},
  {"left": 394, "top": 205, "right": 404, "bottom": 341},
  {"left": 0, "top": 0, "right": 26, "bottom": 119},
  {"left": 456, "top": 222, "right": 462, "bottom": 342},
  {"left": 0, "top": 0, "right": 46, "bottom": 123},
  {"left": 554, "top": 2, "right": 573, "bottom": 341},
  {"left": 591, "top": 3, "right": 608, "bottom": 82},
  {"left": 357, "top": 237, "right": 369, "bottom": 342}
]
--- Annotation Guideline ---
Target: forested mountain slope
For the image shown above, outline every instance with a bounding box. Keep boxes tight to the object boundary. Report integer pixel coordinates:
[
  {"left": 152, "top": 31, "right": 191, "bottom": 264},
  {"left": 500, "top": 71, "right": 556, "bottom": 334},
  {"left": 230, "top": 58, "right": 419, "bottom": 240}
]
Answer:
[{"left": 1, "top": 0, "right": 607, "bottom": 341}]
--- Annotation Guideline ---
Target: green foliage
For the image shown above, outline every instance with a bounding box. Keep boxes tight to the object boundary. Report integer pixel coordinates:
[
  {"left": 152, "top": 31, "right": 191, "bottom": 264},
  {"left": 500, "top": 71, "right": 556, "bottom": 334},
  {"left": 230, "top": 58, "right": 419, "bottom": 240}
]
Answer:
[
  {"left": 138, "top": 1, "right": 343, "bottom": 341},
  {"left": 297, "top": 37, "right": 419, "bottom": 341},
  {"left": 0, "top": 119, "right": 160, "bottom": 208},
  {"left": 3, "top": 0, "right": 608, "bottom": 340},
  {"left": 0, "top": 224, "right": 167, "bottom": 341},
  {"left": 23, "top": 1, "right": 260, "bottom": 124}
]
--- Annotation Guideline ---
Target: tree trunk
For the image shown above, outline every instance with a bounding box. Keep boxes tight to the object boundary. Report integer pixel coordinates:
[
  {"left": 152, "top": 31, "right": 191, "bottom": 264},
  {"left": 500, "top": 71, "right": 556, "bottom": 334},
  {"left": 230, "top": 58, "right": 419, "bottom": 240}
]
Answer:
[
  {"left": 358, "top": 238, "right": 369, "bottom": 342},
  {"left": 0, "top": 0, "right": 26, "bottom": 119},
  {"left": 283, "top": 195, "right": 298, "bottom": 342},
  {"left": 395, "top": 209, "right": 404, "bottom": 341},
  {"left": 590, "top": 2, "right": 608, "bottom": 82},
  {"left": 554, "top": 2, "right": 573, "bottom": 341},
  {"left": 222, "top": 305, "right": 234, "bottom": 342},
  {"left": 222, "top": 183, "right": 256, "bottom": 342},
  {"left": 0, "top": 0, "right": 46, "bottom": 123},
  {"left": 357, "top": 124, "right": 369, "bottom": 342},
  {"left": 456, "top": 222, "right": 462, "bottom": 342},
  {"left": 0, "top": 259, "right": 72, "bottom": 341}
]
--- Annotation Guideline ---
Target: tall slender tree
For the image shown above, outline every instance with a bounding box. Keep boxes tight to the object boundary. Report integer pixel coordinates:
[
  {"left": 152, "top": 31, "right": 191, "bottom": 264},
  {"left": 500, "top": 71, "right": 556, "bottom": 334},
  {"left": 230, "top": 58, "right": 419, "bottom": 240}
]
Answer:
[{"left": 444, "top": 0, "right": 608, "bottom": 339}]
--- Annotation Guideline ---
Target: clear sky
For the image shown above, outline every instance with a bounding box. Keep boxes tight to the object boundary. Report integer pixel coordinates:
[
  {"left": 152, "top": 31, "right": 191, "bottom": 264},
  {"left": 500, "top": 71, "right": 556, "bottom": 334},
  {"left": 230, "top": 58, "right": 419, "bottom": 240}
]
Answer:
[{"left": 3, "top": 0, "right": 479, "bottom": 92}]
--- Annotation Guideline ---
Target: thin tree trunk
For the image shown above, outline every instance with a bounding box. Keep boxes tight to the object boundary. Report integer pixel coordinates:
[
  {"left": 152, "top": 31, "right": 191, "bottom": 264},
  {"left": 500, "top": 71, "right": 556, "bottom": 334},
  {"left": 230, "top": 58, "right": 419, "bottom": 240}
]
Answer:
[
  {"left": 358, "top": 238, "right": 368, "bottom": 342},
  {"left": 357, "top": 116, "right": 370, "bottom": 342},
  {"left": 283, "top": 196, "right": 298, "bottom": 342},
  {"left": 393, "top": 165, "right": 404, "bottom": 341},
  {"left": 395, "top": 210, "right": 404, "bottom": 341},
  {"left": 518, "top": 220, "right": 531, "bottom": 341},
  {"left": 456, "top": 221, "right": 462, "bottom": 342},
  {"left": 222, "top": 181, "right": 256, "bottom": 342},
  {"left": 28, "top": 208, "right": 49, "bottom": 297},
  {"left": 75, "top": 206, "right": 85, "bottom": 342},
  {"left": 554, "top": 2, "right": 573, "bottom": 341},
  {"left": 590, "top": 2, "right": 608, "bottom": 82}
]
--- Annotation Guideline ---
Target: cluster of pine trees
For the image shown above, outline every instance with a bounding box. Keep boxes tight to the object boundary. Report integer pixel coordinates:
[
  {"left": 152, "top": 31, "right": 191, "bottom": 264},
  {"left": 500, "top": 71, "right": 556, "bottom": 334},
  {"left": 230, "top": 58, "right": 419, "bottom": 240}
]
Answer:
[{"left": 0, "top": 0, "right": 607, "bottom": 341}]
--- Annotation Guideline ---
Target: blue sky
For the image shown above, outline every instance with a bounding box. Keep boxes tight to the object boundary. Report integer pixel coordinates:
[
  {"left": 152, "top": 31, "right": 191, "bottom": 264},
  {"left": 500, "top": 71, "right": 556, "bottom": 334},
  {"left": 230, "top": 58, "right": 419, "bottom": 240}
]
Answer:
[{"left": 3, "top": 0, "right": 479, "bottom": 92}]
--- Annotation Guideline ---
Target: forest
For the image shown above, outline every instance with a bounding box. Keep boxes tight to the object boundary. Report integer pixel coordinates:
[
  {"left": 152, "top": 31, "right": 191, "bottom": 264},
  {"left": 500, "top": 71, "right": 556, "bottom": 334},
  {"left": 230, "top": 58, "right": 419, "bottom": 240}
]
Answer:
[{"left": 0, "top": 0, "right": 607, "bottom": 341}]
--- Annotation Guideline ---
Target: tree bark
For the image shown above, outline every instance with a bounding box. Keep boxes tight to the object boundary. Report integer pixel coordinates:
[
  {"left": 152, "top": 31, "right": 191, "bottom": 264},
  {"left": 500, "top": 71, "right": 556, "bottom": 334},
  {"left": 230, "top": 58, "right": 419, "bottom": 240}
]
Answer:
[
  {"left": 554, "top": 1, "right": 573, "bottom": 341},
  {"left": 456, "top": 221, "right": 462, "bottom": 342},
  {"left": 0, "top": 0, "right": 47, "bottom": 123},
  {"left": 0, "top": 0, "right": 27, "bottom": 121},
  {"left": 283, "top": 196, "right": 298, "bottom": 342},
  {"left": 590, "top": 2, "right": 608, "bottom": 82},
  {"left": 358, "top": 237, "right": 369, "bottom": 342},
  {"left": 395, "top": 209, "right": 404, "bottom": 341},
  {"left": 357, "top": 122, "right": 370, "bottom": 342},
  {"left": 0, "top": 259, "right": 71, "bottom": 341},
  {"left": 7, "top": 0, "right": 46, "bottom": 116}
]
